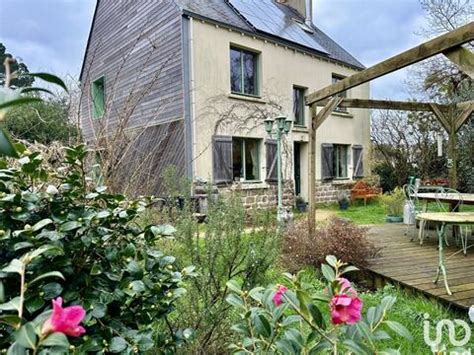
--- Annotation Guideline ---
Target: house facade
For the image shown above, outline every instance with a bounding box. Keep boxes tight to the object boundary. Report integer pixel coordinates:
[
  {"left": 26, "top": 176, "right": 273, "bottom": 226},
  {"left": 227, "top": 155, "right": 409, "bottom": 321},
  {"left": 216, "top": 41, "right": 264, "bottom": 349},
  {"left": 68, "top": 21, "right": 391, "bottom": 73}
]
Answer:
[{"left": 79, "top": 0, "right": 370, "bottom": 207}]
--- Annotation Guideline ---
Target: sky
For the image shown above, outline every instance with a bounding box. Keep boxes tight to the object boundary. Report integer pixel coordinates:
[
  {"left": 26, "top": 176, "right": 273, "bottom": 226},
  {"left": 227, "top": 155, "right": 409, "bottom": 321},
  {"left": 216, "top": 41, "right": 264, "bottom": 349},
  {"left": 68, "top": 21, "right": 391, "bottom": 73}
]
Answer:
[{"left": 1, "top": 0, "right": 429, "bottom": 99}]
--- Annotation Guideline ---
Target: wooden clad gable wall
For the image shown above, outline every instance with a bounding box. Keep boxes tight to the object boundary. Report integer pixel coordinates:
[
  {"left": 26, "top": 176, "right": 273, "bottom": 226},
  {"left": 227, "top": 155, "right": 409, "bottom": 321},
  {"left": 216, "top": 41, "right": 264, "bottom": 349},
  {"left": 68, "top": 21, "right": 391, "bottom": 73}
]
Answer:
[
  {"left": 79, "top": 0, "right": 188, "bottom": 195},
  {"left": 79, "top": 0, "right": 185, "bottom": 138}
]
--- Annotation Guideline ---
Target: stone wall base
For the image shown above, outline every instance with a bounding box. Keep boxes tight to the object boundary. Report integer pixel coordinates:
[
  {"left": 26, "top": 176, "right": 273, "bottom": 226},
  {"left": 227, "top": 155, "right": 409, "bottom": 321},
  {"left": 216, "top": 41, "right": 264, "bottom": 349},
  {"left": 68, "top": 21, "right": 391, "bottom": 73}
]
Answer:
[{"left": 193, "top": 180, "right": 355, "bottom": 211}]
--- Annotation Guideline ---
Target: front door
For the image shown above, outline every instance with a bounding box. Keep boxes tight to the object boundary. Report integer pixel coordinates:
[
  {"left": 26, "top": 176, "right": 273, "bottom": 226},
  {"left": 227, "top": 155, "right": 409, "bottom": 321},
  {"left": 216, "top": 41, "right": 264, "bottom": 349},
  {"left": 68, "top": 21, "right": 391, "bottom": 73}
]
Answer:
[{"left": 294, "top": 142, "right": 301, "bottom": 196}]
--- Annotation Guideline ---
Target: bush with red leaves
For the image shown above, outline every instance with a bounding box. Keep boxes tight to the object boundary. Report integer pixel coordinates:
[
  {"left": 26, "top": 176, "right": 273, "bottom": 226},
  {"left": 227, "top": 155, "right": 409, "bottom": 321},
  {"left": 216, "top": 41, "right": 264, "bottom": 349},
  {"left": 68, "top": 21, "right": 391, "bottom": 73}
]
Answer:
[{"left": 282, "top": 217, "right": 379, "bottom": 272}]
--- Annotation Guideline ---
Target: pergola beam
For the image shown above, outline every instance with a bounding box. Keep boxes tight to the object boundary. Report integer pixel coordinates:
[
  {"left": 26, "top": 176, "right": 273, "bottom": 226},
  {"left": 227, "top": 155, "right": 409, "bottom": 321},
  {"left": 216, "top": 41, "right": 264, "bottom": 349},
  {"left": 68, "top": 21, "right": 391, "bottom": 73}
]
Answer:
[
  {"left": 443, "top": 46, "right": 474, "bottom": 78},
  {"left": 315, "top": 98, "right": 448, "bottom": 112},
  {"left": 306, "top": 21, "right": 474, "bottom": 105}
]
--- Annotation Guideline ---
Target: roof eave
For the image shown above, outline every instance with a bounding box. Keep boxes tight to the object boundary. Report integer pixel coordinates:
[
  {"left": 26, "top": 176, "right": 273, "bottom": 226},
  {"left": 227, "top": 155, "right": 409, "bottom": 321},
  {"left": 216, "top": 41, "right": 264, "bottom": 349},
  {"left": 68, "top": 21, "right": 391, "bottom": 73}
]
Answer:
[
  {"left": 181, "top": 10, "right": 365, "bottom": 71},
  {"left": 79, "top": 0, "right": 100, "bottom": 83}
]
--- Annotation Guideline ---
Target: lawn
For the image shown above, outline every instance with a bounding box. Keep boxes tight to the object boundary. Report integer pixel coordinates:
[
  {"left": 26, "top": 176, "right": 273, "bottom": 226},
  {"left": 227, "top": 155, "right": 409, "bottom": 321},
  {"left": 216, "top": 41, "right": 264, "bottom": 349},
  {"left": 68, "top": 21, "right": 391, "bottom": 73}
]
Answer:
[
  {"left": 313, "top": 198, "right": 474, "bottom": 225},
  {"left": 315, "top": 199, "right": 387, "bottom": 225}
]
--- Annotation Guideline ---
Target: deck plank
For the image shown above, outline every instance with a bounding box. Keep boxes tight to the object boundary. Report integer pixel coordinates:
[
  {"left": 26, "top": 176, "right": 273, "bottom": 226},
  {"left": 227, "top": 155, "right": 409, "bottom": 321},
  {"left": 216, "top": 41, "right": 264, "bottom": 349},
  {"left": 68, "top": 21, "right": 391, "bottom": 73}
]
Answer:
[{"left": 365, "top": 223, "right": 474, "bottom": 310}]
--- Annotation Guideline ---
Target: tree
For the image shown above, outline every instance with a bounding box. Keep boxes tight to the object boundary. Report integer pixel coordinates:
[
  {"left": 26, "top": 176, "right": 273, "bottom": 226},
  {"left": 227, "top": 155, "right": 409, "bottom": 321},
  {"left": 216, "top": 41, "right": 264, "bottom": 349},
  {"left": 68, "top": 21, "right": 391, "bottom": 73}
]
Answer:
[
  {"left": 4, "top": 95, "right": 79, "bottom": 144},
  {"left": 0, "top": 42, "right": 34, "bottom": 88}
]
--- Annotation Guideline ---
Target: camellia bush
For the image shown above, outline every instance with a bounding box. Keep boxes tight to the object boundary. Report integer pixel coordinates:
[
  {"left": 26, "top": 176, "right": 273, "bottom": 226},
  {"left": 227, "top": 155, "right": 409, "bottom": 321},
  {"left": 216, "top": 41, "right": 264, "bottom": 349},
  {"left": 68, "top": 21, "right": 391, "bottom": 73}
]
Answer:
[
  {"left": 226, "top": 256, "right": 412, "bottom": 354},
  {"left": 0, "top": 144, "right": 195, "bottom": 353}
]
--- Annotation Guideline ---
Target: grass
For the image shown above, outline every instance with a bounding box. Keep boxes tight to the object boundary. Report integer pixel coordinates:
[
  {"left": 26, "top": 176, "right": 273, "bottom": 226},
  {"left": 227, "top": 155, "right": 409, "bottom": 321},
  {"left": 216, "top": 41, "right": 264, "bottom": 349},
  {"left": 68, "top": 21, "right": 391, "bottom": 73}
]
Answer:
[
  {"left": 313, "top": 198, "right": 474, "bottom": 225},
  {"left": 316, "top": 199, "right": 387, "bottom": 225}
]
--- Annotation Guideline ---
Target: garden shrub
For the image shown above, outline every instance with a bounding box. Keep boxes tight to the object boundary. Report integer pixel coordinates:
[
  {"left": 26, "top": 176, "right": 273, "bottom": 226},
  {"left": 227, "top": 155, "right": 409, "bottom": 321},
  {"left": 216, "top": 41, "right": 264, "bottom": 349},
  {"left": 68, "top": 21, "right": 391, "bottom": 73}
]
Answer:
[
  {"left": 0, "top": 144, "right": 195, "bottom": 353},
  {"left": 226, "top": 256, "right": 413, "bottom": 354},
  {"left": 282, "top": 217, "right": 378, "bottom": 272},
  {"left": 167, "top": 192, "right": 280, "bottom": 353}
]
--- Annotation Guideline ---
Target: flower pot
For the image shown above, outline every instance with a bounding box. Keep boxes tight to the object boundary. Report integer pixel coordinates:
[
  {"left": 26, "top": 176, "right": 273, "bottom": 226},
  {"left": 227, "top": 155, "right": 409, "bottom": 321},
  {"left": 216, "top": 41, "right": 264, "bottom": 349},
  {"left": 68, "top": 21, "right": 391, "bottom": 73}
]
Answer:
[
  {"left": 296, "top": 202, "right": 307, "bottom": 213},
  {"left": 386, "top": 215, "right": 403, "bottom": 223},
  {"left": 338, "top": 200, "right": 349, "bottom": 210}
]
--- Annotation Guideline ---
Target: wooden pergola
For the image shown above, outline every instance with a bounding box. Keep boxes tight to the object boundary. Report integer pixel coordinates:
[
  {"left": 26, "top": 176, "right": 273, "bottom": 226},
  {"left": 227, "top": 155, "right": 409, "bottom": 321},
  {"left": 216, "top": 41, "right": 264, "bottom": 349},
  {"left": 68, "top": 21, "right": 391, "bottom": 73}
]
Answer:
[{"left": 305, "top": 21, "right": 474, "bottom": 231}]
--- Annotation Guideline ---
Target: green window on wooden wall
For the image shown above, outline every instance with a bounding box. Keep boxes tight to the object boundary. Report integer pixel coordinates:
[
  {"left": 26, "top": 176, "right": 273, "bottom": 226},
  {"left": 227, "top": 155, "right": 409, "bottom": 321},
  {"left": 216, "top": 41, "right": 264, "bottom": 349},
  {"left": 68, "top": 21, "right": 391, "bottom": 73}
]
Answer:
[{"left": 91, "top": 76, "right": 105, "bottom": 119}]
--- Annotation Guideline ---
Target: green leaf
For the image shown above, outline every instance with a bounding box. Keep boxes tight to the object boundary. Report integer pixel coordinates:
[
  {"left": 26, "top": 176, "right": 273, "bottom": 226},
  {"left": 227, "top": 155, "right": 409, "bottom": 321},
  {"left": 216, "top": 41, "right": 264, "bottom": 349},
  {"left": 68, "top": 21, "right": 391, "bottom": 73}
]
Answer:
[
  {"left": 226, "top": 280, "right": 242, "bottom": 293},
  {"left": 0, "top": 314, "right": 21, "bottom": 328},
  {"left": 0, "top": 281, "right": 5, "bottom": 302},
  {"left": 59, "top": 221, "right": 81, "bottom": 232},
  {"left": 21, "top": 87, "right": 55, "bottom": 96},
  {"left": 0, "top": 128, "right": 19, "bottom": 158},
  {"left": 109, "top": 337, "right": 128, "bottom": 353},
  {"left": 30, "top": 271, "right": 64, "bottom": 285},
  {"left": 226, "top": 293, "right": 245, "bottom": 309},
  {"left": 0, "top": 297, "right": 21, "bottom": 312},
  {"left": 151, "top": 224, "right": 176, "bottom": 236},
  {"left": 96, "top": 210, "right": 110, "bottom": 219},
  {"left": 32, "top": 218, "right": 53, "bottom": 232},
  {"left": 381, "top": 296, "right": 396, "bottom": 311},
  {"left": 7, "top": 342, "right": 26, "bottom": 355},
  {"left": 42, "top": 332, "right": 69, "bottom": 348},
  {"left": 42, "top": 282, "right": 63, "bottom": 300},
  {"left": 1, "top": 259, "right": 24, "bottom": 274},
  {"left": 14, "top": 323, "right": 37, "bottom": 349},
  {"left": 343, "top": 339, "right": 371, "bottom": 355},
  {"left": 355, "top": 321, "right": 374, "bottom": 344},
  {"left": 29, "top": 73, "right": 68, "bottom": 92},
  {"left": 384, "top": 321, "right": 412, "bottom": 341},
  {"left": 28, "top": 244, "right": 62, "bottom": 259},
  {"left": 325, "top": 255, "right": 338, "bottom": 267},
  {"left": 253, "top": 313, "right": 271, "bottom": 338},
  {"left": 91, "top": 303, "right": 107, "bottom": 318},
  {"left": 341, "top": 265, "right": 359, "bottom": 274},
  {"left": 321, "top": 264, "right": 335, "bottom": 282},
  {"left": 308, "top": 303, "right": 325, "bottom": 329}
]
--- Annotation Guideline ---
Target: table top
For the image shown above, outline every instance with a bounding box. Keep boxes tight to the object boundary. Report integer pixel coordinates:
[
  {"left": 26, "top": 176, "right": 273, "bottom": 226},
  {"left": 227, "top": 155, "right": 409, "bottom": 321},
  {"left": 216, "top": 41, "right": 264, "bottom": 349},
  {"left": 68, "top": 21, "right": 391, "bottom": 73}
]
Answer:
[
  {"left": 415, "top": 193, "right": 474, "bottom": 205},
  {"left": 417, "top": 212, "right": 474, "bottom": 224}
]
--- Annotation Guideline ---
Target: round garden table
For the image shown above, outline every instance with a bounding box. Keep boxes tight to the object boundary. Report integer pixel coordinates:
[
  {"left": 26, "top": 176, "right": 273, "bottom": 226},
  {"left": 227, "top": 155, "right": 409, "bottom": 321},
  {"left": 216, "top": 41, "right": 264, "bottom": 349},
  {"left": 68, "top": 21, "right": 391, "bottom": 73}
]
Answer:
[{"left": 416, "top": 212, "right": 474, "bottom": 296}]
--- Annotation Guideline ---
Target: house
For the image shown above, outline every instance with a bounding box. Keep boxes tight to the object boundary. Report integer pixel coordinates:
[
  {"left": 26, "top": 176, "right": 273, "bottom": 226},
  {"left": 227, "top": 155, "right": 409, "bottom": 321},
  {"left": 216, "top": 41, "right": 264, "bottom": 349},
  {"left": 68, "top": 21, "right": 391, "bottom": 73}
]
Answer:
[{"left": 79, "top": 0, "right": 370, "bottom": 207}]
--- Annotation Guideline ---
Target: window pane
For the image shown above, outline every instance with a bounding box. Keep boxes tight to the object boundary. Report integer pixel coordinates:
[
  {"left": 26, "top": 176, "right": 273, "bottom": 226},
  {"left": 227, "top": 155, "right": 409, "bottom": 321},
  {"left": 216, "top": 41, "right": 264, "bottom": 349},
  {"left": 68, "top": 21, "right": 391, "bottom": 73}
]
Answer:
[
  {"left": 92, "top": 77, "right": 105, "bottom": 119},
  {"left": 332, "top": 75, "right": 347, "bottom": 111},
  {"left": 244, "top": 139, "right": 259, "bottom": 180},
  {"left": 243, "top": 51, "right": 257, "bottom": 95},
  {"left": 232, "top": 138, "right": 243, "bottom": 180},
  {"left": 334, "top": 145, "right": 348, "bottom": 178},
  {"left": 230, "top": 49, "right": 242, "bottom": 93},
  {"left": 293, "top": 87, "right": 305, "bottom": 125}
]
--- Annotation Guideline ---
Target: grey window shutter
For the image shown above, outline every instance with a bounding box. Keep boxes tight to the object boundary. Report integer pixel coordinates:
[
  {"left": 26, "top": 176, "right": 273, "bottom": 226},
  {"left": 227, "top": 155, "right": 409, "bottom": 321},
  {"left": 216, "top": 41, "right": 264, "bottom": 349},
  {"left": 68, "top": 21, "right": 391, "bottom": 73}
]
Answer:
[
  {"left": 321, "top": 144, "right": 334, "bottom": 180},
  {"left": 266, "top": 139, "right": 277, "bottom": 182},
  {"left": 352, "top": 145, "right": 364, "bottom": 178},
  {"left": 213, "top": 135, "right": 233, "bottom": 184}
]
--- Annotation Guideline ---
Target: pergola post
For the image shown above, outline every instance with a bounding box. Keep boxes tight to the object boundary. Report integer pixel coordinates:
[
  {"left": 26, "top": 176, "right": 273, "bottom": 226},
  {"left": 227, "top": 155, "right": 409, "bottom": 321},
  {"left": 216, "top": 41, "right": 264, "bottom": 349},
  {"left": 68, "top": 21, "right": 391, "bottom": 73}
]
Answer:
[{"left": 307, "top": 97, "right": 343, "bottom": 233}]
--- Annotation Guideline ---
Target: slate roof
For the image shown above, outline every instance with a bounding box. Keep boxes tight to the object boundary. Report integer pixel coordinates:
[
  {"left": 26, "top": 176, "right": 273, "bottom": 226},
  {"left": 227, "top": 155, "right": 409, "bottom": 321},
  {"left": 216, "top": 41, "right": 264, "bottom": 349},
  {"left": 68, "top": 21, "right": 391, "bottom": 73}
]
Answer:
[{"left": 174, "top": 0, "right": 365, "bottom": 70}]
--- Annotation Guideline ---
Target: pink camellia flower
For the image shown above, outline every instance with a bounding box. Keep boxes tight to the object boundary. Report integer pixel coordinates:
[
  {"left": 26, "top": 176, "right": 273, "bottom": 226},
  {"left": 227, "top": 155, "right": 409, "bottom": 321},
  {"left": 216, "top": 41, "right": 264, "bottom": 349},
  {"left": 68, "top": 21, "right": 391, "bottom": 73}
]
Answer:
[
  {"left": 272, "top": 285, "right": 288, "bottom": 306},
  {"left": 338, "top": 277, "right": 358, "bottom": 297},
  {"left": 42, "top": 297, "right": 86, "bottom": 337},
  {"left": 330, "top": 294, "right": 363, "bottom": 325}
]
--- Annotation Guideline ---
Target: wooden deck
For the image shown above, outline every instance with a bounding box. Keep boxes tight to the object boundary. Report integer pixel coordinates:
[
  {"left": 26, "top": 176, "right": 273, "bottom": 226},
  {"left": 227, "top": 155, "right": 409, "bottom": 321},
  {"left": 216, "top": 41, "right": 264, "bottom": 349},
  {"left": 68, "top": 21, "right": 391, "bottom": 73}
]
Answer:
[{"left": 366, "top": 223, "right": 474, "bottom": 310}]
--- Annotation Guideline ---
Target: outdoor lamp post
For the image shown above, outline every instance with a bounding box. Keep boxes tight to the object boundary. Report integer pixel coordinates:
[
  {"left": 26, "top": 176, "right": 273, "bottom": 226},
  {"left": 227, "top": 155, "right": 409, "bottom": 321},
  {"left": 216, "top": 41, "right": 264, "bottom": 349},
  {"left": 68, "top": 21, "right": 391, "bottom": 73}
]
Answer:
[{"left": 265, "top": 115, "right": 293, "bottom": 223}]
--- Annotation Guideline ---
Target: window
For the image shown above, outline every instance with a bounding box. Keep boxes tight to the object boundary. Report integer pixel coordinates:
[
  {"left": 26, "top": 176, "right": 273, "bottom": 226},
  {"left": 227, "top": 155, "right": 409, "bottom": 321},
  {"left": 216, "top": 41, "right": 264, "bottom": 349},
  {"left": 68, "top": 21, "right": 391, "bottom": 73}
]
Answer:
[
  {"left": 331, "top": 74, "right": 347, "bottom": 113},
  {"left": 293, "top": 86, "right": 306, "bottom": 126},
  {"left": 232, "top": 138, "right": 260, "bottom": 181},
  {"left": 230, "top": 47, "right": 259, "bottom": 96},
  {"left": 334, "top": 145, "right": 348, "bottom": 178},
  {"left": 91, "top": 76, "right": 105, "bottom": 119},
  {"left": 321, "top": 144, "right": 349, "bottom": 180}
]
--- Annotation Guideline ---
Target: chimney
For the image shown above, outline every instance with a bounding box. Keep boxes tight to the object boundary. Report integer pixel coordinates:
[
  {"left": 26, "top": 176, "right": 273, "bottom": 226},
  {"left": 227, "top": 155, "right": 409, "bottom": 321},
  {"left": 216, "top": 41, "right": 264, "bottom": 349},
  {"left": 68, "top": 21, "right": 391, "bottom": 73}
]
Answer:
[
  {"left": 304, "top": 0, "right": 313, "bottom": 27},
  {"left": 277, "top": 0, "right": 313, "bottom": 27}
]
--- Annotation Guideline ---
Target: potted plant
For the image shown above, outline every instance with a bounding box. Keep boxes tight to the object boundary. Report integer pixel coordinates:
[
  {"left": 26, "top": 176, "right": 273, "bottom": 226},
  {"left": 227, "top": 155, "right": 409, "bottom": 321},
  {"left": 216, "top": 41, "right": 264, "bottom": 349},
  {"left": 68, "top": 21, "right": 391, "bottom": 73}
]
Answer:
[
  {"left": 380, "top": 187, "right": 405, "bottom": 223},
  {"left": 337, "top": 191, "right": 350, "bottom": 210},
  {"left": 295, "top": 195, "right": 307, "bottom": 213}
]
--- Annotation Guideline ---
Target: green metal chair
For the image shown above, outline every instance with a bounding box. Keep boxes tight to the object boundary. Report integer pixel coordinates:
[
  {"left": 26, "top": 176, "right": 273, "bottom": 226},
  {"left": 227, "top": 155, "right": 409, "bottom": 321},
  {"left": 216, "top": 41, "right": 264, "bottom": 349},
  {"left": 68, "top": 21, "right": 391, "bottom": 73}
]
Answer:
[
  {"left": 435, "top": 187, "right": 471, "bottom": 255},
  {"left": 404, "top": 184, "right": 433, "bottom": 243}
]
